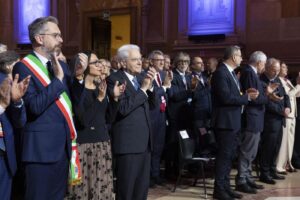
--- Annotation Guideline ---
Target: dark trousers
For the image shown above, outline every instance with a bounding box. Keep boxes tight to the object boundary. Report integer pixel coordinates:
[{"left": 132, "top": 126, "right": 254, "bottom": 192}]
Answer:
[
  {"left": 260, "top": 128, "right": 283, "bottom": 177},
  {"left": 24, "top": 152, "right": 69, "bottom": 200},
  {"left": 0, "top": 154, "right": 12, "bottom": 200},
  {"left": 292, "top": 117, "right": 300, "bottom": 166},
  {"left": 164, "top": 120, "right": 179, "bottom": 177},
  {"left": 115, "top": 151, "right": 151, "bottom": 200},
  {"left": 214, "top": 129, "right": 239, "bottom": 191},
  {"left": 150, "top": 113, "right": 166, "bottom": 178}
]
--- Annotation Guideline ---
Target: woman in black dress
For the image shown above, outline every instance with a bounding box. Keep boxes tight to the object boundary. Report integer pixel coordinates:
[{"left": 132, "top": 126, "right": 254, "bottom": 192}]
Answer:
[{"left": 67, "top": 51, "right": 125, "bottom": 200}]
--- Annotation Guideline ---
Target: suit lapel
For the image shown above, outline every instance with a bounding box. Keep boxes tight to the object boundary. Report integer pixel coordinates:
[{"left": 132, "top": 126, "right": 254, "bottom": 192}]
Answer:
[
  {"left": 173, "top": 69, "right": 187, "bottom": 89},
  {"left": 222, "top": 65, "right": 240, "bottom": 92},
  {"left": 120, "top": 70, "right": 136, "bottom": 94}
]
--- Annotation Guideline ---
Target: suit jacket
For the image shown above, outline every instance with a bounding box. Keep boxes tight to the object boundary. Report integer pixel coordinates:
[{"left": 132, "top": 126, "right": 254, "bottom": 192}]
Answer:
[
  {"left": 211, "top": 63, "right": 249, "bottom": 131},
  {"left": 240, "top": 65, "right": 268, "bottom": 132},
  {"left": 1, "top": 101, "right": 26, "bottom": 176},
  {"left": 167, "top": 69, "right": 193, "bottom": 129},
  {"left": 149, "top": 71, "right": 167, "bottom": 123},
  {"left": 106, "top": 70, "right": 155, "bottom": 154},
  {"left": 260, "top": 74, "right": 291, "bottom": 132},
  {"left": 190, "top": 71, "right": 212, "bottom": 128},
  {"left": 13, "top": 53, "right": 72, "bottom": 163},
  {"left": 71, "top": 79, "right": 119, "bottom": 144},
  {"left": 279, "top": 77, "right": 300, "bottom": 118}
]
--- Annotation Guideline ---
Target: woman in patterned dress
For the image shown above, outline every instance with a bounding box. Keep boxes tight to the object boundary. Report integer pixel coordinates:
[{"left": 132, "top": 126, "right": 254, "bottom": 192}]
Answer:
[{"left": 67, "top": 51, "right": 125, "bottom": 200}]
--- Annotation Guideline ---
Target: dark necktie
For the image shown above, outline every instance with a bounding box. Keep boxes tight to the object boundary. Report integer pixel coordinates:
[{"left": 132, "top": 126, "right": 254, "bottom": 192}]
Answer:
[
  {"left": 46, "top": 61, "right": 54, "bottom": 79},
  {"left": 132, "top": 77, "right": 140, "bottom": 91}
]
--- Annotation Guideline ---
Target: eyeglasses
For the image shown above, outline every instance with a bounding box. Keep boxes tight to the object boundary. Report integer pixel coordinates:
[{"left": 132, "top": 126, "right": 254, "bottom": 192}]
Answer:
[
  {"left": 152, "top": 59, "right": 165, "bottom": 62},
  {"left": 128, "top": 58, "right": 142, "bottom": 62},
  {"left": 39, "top": 33, "right": 62, "bottom": 39},
  {"left": 89, "top": 60, "right": 104, "bottom": 66},
  {"left": 177, "top": 60, "right": 189, "bottom": 64}
]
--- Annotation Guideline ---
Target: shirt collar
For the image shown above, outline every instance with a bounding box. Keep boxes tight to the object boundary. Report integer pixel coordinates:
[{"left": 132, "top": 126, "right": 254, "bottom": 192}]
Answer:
[
  {"left": 124, "top": 71, "right": 135, "bottom": 82},
  {"left": 34, "top": 51, "right": 50, "bottom": 67},
  {"left": 223, "top": 62, "right": 235, "bottom": 73},
  {"left": 176, "top": 69, "right": 185, "bottom": 76},
  {"left": 249, "top": 65, "right": 258, "bottom": 74}
]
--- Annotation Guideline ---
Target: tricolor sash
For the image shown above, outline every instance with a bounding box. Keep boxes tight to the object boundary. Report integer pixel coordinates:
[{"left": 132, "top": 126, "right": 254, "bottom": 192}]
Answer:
[{"left": 22, "top": 54, "right": 81, "bottom": 185}]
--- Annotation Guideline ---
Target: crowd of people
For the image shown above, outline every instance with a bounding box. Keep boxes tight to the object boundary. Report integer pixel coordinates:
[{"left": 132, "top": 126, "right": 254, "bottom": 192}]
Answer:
[{"left": 1, "top": 15, "right": 300, "bottom": 200}]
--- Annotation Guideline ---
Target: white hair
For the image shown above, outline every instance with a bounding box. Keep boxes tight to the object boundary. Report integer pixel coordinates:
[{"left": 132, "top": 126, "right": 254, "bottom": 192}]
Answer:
[
  {"left": 265, "top": 57, "right": 280, "bottom": 69},
  {"left": 117, "top": 44, "right": 140, "bottom": 60},
  {"left": 249, "top": 51, "right": 267, "bottom": 64},
  {"left": 0, "top": 43, "right": 7, "bottom": 53}
]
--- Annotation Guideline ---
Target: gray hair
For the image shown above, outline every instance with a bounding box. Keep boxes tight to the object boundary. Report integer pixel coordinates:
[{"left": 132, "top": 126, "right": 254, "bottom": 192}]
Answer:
[
  {"left": 223, "top": 45, "right": 241, "bottom": 60},
  {"left": 164, "top": 54, "right": 170, "bottom": 59},
  {"left": 249, "top": 51, "right": 267, "bottom": 64},
  {"left": 148, "top": 50, "right": 164, "bottom": 60},
  {"left": 174, "top": 52, "right": 190, "bottom": 66},
  {"left": 117, "top": 44, "right": 140, "bottom": 60},
  {"left": 28, "top": 16, "right": 59, "bottom": 43},
  {"left": 0, "top": 50, "right": 20, "bottom": 74},
  {"left": 265, "top": 58, "right": 280, "bottom": 69},
  {"left": 0, "top": 43, "right": 7, "bottom": 53}
]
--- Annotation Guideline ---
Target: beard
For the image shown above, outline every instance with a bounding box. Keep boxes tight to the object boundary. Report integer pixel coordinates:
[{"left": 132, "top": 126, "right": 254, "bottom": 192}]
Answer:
[{"left": 42, "top": 44, "right": 62, "bottom": 59}]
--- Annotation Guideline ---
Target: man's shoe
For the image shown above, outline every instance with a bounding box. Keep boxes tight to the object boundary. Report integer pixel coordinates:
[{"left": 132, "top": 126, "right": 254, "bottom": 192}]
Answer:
[
  {"left": 236, "top": 183, "right": 257, "bottom": 194},
  {"left": 277, "top": 171, "right": 288, "bottom": 175},
  {"left": 259, "top": 176, "right": 276, "bottom": 184},
  {"left": 247, "top": 181, "right": 264, "bottom": 189},
  {"left": 226, "top": 188, "right": 243, "bottom": 199},
  {"left": 213, "top": 190, "right": 234, "bottom": 200},
  {"left": 271, "top": 173, "right": 285, "bottom": 180}
]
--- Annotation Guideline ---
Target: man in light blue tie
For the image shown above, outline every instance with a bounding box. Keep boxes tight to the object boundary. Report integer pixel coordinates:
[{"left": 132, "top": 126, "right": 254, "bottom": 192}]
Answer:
[
  {"left": 132, "top": 76, "right": 140, "bottom": 90},
  {"left": 107, "top": 44, "right": 157, "bottom": 200}
]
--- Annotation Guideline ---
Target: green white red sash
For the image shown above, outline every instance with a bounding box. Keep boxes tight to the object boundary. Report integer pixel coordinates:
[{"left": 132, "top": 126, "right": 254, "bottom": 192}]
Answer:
[{"left": 22, "top": 54, "right": 81, "bottom": 185}]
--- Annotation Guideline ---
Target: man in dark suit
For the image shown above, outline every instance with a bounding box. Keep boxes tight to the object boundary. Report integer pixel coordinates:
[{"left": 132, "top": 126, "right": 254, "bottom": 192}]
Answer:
[
  {"left": 211, "top": 46, "right": 259, "bottom": 200},
  {"left": 147, "top": 50, "right": 172, "bottom": 187},
  {"left": 190, "top": 56, "right": 214, "bottom": 155},
  {"left": 235, "top": 51, "right": 268, "bottom": 193},
  {"left": 203, "top": 57, "right": 218, "bottom": 84},
  {"left": 12, "top": 16, "right": 85, "bottom": 200},
  {"left": 107, "top": 44, "right": 156, "bottom": 200},
  {"left": 259, "top": 58, "right": 290, "bottom": 184},
  {"left": 0, "top": 51, "right": 30, "bottom": 200},
  {"left": 165, "top": 52, "right": 197, "bottom": 177}
]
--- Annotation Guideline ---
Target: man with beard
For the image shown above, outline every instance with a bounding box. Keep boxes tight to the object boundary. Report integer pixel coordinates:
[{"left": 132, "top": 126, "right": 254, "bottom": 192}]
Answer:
[{"left": 13, "top": 16, "right": 85, "bottom": 199}]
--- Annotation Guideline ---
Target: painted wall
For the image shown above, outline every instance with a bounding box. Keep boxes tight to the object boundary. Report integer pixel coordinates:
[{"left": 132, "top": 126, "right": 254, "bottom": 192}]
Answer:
[{"left": 110, "top": 14, "right": 130, "bottom": 56}]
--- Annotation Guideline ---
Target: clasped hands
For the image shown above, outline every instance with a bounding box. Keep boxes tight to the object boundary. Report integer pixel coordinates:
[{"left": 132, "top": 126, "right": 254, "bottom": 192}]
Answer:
[
  {"left": 0, "top": 74, "right": 31, "bottom": 109},
  {"left": 246, "top": 88, "right": 259, "bottom": 100}
]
